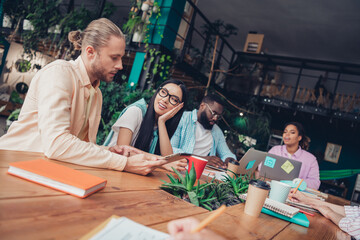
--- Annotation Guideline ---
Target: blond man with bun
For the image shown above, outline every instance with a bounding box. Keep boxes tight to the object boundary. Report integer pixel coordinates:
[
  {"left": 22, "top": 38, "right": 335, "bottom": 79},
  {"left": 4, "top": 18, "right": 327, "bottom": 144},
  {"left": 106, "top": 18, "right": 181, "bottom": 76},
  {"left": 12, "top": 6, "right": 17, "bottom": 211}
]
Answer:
[{"left": 0, "top": 18, "right": 167, "bottom": 175}]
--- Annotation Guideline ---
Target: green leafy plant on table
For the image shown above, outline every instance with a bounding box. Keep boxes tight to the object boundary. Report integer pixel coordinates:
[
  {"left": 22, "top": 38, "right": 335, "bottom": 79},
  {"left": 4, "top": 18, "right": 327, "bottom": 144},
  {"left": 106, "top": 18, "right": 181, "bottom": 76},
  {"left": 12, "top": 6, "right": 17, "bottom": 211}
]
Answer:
[
  {"left": 161, "top": 166, "right": 257, "bottom": 211},
  {"left": 160, "top": 163, "right": 216, "bottom": 211}
]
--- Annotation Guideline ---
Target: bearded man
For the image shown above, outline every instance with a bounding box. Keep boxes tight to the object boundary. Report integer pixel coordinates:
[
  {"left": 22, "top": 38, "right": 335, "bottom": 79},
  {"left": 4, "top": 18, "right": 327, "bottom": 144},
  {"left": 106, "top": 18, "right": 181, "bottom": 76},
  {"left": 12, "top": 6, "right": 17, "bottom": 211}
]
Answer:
[{"left": 170, "top": 94, "right": 236, "bottom": 168}]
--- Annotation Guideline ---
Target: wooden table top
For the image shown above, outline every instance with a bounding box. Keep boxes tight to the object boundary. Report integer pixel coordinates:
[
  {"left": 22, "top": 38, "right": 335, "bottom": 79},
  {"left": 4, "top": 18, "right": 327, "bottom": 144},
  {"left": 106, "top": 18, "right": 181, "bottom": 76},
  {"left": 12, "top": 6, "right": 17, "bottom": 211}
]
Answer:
[{"left": 0, "top": 150, "right": 351, "bottom": 240}]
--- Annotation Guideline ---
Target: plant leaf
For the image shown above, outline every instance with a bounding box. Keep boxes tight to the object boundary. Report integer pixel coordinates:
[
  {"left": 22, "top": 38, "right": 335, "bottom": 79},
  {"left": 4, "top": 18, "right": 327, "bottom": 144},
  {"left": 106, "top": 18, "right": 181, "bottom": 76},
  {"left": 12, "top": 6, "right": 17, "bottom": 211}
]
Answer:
[
  {"left": 188, "top": 191, "right": 199, "bottom": 206},
  {"left": 201, "top": 203, "right": 213, "bottom": 211},
  {"left": 188, "top": 162, "right": 196, "bottom": 189},
  {"left": 172, "top": 167, "right": 185, "bottom": 184}
]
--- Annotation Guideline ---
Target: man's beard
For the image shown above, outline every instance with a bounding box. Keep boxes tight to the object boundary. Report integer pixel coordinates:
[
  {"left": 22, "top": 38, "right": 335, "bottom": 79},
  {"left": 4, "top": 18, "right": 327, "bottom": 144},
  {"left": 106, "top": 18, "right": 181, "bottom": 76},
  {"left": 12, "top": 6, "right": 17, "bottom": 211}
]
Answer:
[
  {"left": 198, "top": 111, "right": 213, "bottom": 130},
  {"left": 91, "top": 55, "right": 113, "bottom": 83}
]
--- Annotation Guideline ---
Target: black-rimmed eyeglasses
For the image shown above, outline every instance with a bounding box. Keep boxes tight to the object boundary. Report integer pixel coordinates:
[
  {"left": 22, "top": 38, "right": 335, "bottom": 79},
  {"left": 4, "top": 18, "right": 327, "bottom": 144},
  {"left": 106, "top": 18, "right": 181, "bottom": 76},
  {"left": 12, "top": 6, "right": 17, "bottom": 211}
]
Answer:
[{"left": 158, "top": 87, "right": 181, "bottom": 106}]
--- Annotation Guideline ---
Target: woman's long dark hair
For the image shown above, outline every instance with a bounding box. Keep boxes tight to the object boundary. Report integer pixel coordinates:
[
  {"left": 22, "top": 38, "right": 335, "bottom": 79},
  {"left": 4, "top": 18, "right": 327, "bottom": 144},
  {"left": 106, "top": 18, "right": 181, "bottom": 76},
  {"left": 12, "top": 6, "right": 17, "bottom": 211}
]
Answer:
[
  {"left": 134, "top": 79, "right": 187, "bottom": 154},
  {"left": 284, "top": 122, "right": 311, "bottom": 150}
]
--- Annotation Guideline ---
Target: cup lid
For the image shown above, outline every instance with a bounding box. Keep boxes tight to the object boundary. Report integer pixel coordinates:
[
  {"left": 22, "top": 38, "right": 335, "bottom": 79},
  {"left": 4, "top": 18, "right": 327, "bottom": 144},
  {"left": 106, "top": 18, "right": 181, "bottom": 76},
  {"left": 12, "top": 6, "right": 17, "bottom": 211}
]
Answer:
[
  {"left": 228, "top": 159, "right": 240, "bottom": 165},
  {"left": 250, "top": 179, "right": 270, "bottom": 190}
]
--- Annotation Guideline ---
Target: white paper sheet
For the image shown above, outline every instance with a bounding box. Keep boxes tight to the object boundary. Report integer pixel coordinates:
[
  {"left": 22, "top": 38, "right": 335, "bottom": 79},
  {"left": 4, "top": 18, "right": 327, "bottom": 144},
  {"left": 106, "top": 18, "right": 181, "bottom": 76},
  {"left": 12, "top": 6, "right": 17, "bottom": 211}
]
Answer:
[{"left": 90, "top": 217, "right": 169, "bottom": 240}]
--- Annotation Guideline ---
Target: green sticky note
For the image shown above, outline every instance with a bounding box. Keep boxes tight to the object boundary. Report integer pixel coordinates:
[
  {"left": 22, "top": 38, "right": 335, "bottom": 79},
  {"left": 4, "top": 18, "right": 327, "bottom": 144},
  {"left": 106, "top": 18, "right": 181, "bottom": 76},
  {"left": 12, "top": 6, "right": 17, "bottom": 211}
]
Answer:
[
  {"left": 246, "top": 160, "right": 256, "bottom": 170},
  {"left": 281, "top": 160, "right": 294, "bottom": 174},
  {"left": 264, "top": 156, "right": 276, "bottom": 168}
]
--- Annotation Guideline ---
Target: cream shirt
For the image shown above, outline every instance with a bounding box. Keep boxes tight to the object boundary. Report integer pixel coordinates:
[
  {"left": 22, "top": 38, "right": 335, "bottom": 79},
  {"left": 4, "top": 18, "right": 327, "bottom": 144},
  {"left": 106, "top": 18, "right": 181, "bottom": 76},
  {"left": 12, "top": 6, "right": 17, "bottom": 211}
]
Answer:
[{"left": 0, "top": 56, "right": 127, "bottom": 171}]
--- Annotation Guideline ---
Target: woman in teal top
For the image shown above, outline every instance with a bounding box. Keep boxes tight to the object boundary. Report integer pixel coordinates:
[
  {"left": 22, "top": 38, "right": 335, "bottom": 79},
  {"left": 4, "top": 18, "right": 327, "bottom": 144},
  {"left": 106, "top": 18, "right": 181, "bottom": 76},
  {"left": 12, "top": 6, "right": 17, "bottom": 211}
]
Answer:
[{"left": 104, "top": 79, "right": 188, "bottom": 171}]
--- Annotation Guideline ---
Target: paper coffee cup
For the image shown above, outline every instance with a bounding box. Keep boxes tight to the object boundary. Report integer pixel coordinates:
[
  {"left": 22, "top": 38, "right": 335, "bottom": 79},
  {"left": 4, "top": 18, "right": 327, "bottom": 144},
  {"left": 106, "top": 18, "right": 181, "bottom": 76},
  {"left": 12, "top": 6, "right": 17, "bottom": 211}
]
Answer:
[
  {"left": 244, "top": 180, "right": 270, "bottom": 217},
  {"left": 226, "top": 159, "right": 240, "bottom": 178},
  {"left": 187, "top": 156, "right": 208, "bottom": 179},
  {"left": 269, "top": 180, "right": 292, "bottom": 203}
]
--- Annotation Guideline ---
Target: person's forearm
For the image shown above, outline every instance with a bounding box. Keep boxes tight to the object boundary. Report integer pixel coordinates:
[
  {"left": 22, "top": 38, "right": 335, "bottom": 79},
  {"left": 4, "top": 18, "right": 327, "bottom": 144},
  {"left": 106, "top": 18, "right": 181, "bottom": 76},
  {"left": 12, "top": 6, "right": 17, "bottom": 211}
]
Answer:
[
  {"left": 327, "top": 210, "right": 344, "bottom": 226},
  {"left": 158, "top": 120, "right": 173, "bottom": 156},
  {"left": 322, "top": 202, "right": 345, "bottom": 216}
]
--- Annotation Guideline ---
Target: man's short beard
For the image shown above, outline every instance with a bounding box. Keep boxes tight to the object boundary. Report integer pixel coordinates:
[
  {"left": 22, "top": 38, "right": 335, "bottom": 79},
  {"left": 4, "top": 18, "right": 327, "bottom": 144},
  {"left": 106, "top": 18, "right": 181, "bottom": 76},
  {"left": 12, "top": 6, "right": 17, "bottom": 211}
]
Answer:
[
  {"left": 91, "top": 52, "right": 110, "bottom": 83},
  {"left": 198, "top": 110, "right": 213, "bottom": 130}
]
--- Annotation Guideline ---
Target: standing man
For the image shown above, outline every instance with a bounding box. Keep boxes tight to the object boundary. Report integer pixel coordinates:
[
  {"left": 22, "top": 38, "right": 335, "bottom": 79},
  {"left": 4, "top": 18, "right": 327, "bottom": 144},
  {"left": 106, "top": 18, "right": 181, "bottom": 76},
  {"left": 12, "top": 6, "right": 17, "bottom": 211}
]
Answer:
[
  {"left": 0, "top": 18, "right": 166, "bottom": 175},
  {"left": 171, "top": 94, "right": 236, "bottom": 168}
]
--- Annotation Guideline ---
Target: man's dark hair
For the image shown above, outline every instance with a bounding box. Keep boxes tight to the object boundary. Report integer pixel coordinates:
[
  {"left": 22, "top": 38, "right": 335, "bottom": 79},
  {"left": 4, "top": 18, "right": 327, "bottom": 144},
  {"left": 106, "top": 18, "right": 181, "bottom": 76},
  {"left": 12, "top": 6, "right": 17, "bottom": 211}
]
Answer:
[{"left": 201, "top": 94, "right": 224, "bottom": 107}]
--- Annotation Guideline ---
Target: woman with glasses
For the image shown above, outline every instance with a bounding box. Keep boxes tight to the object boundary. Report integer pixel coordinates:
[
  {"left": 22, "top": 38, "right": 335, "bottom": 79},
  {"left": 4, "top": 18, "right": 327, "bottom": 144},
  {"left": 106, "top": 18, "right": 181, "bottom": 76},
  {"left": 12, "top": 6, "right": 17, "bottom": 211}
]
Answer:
[{"left": 104, "top": 79, "right": 188, "bottom": 171}]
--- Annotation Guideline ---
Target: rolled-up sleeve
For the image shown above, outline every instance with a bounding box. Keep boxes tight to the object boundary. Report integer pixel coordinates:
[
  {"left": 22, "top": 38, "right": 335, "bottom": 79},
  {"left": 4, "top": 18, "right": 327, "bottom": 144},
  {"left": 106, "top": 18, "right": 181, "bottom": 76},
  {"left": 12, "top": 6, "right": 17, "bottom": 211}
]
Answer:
[
  {"left": 213, "top": 126, "right": 236, "bottom": 161},
  {"left": 339, "top": 207, "right": 360, "bottom": 239},
  {"left": 36, "top": 65, "right": 127, "bottom": 171}
]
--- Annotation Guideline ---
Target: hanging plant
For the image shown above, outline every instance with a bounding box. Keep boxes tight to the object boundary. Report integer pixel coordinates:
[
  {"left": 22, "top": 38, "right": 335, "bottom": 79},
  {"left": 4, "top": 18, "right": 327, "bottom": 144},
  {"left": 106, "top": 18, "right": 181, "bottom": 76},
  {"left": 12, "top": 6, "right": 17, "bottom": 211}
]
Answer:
[{"left": 15, "top": 59, "right": 31, "bottom": 73}]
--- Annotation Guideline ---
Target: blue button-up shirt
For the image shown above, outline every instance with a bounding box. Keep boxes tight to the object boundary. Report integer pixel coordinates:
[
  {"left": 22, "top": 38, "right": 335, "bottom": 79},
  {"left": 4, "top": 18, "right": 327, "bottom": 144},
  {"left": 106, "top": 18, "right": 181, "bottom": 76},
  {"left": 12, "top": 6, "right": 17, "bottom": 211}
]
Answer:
[{"left": 171, "top": 109, "right": 236, "bottom": 161}]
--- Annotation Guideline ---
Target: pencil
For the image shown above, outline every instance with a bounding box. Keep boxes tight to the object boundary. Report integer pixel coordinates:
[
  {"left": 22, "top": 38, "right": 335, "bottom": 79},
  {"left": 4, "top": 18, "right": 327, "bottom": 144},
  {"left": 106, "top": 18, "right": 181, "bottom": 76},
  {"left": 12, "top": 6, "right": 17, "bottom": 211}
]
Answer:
[
  {"left": 289, "top": 179, "right": 303, "bottom": 201},
  {"left": 191, "top": 205, "right": 226, "bottom": 233},
  {"left": 293, "top": 179, "right": 303, "bottom": 194}
]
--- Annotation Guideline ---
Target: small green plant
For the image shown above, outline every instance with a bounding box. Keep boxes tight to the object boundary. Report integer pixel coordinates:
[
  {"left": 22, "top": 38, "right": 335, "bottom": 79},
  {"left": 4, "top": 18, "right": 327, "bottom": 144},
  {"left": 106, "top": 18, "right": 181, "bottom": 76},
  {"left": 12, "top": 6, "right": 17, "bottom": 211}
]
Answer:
[
  {"left": 123, "top": 12, "right": 146, "bottom": 35},
  {"left": 9, "top": 91, "right": 24, "bottom": 104},
  {"left": 222, "top": 172, "right": 251, "bottom": 197},
  {"left": 7, "top": 108, "right": 20, "bottom": 122},
  {"left": 15, "top": 59, "right": 31, "bottom": 73},
  {"left": 161, "top": 166, "right": 258, "bottom": 211},
  {"left": 160, "top": 163, "right": 216, "bottom": 211}
]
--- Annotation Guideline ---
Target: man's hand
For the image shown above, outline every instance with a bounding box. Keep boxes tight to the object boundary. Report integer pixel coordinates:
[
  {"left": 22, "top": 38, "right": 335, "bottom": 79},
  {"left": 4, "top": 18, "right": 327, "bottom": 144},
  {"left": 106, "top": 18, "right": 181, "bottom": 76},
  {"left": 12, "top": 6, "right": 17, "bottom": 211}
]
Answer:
[
  {"left": 162, "top": 159, "right": 188, "bottom": 172},
  {"left": 203, "top": 156, "right": 226, "bottom": 169},
  {"left": 123, "top": 154, "right": 168, "bottom": 175},
  {"left": 109, "top": 145, "right": 144, "bottom": 157}
]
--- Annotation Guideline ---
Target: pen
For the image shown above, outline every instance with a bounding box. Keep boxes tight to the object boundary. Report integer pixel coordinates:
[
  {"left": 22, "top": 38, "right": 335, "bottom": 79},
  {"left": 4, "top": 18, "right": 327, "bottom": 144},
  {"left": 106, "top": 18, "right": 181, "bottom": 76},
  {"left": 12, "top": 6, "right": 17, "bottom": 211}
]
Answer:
[
  {"left": 191, "top": 205, "right": 226, "bottom": 233},
  {"left": 299, "top": 209, "right": 314, "bottom": 217}
]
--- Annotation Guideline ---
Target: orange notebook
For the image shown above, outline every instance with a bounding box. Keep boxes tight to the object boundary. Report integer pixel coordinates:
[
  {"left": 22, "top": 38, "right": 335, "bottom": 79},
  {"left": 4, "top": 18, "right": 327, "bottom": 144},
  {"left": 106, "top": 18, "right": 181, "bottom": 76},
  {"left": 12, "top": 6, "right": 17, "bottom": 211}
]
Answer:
[{"left": 8, "top": 159, "right": 107, "bottom": 198}]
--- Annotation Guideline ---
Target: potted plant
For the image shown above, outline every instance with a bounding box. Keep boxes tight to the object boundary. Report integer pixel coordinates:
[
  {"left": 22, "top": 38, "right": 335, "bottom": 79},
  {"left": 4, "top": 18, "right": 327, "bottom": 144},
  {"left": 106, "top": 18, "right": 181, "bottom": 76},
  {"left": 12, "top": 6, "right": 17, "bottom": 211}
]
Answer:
[
  {"left": 160, "top": 163, "right": 216, "bottom": 211},
  {"left": 160, "top": 164, "right": 255, "bottom": 211},
  {"left": 123, "top": 11, "right": 147, "bottom": 43}
]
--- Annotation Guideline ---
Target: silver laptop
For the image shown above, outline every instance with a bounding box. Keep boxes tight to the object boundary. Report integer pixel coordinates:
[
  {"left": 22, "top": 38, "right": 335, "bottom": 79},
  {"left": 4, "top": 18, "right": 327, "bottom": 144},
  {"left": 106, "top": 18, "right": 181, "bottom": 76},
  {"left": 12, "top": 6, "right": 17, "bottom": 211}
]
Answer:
[
  {"left": 238, "top": 148, "right": 267, "bottom": 175},
  {"left": 259, "top": 152, "right": 302, "bottom": 180},
  {"left": 238, "top": 148, "right": 302, "bottom": 181}
]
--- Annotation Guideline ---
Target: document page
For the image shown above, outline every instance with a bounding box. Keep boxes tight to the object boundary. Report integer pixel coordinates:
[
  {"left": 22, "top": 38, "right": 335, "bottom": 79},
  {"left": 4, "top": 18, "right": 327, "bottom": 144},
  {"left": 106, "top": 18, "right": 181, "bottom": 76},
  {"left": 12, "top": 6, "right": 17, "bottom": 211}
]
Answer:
[{"left": 90, "top": 217, "right": 169, "bottom": 240}]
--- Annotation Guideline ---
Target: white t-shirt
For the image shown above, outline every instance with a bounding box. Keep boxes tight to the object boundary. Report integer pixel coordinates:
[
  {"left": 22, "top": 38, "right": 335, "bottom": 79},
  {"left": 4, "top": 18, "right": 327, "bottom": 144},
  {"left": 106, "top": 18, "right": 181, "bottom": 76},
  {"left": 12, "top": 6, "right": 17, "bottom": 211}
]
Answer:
[
  {"left": 107, "top": 106, "right": 143, "bottom": 147},
  {"left": 193, "top": 121, "right": 213, "bottom": 156}
]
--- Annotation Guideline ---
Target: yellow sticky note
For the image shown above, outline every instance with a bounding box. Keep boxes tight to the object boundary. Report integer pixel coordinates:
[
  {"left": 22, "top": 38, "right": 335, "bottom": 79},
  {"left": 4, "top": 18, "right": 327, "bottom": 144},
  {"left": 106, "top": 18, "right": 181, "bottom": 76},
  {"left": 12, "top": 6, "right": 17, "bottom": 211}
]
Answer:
[{"left": 281, "top": 160, "right": 294, "bottom": 174}]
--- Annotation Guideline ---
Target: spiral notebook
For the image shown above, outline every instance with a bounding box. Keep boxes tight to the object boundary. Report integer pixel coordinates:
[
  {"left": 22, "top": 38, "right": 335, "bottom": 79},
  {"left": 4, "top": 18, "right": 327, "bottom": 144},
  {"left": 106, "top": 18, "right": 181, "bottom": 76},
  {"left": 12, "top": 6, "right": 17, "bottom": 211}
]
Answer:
[{"left": 239, "top": 194, "right": 299, "bottom": 218}]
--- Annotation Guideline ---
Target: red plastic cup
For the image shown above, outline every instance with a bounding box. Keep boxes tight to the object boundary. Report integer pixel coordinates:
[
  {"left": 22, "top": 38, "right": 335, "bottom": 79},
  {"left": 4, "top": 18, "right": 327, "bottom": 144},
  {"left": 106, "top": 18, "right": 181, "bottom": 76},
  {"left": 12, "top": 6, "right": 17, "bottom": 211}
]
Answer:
[{"left": 187, "top": 156, "right": 208, "bottom": 179}]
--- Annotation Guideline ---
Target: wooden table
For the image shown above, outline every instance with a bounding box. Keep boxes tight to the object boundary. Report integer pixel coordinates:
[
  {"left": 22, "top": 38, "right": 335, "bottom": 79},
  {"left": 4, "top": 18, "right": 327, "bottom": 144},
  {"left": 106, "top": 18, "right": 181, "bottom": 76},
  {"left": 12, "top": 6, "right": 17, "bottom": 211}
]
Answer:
[{"left": 0, "top": 150, "right": 351, "bottom": 240}]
